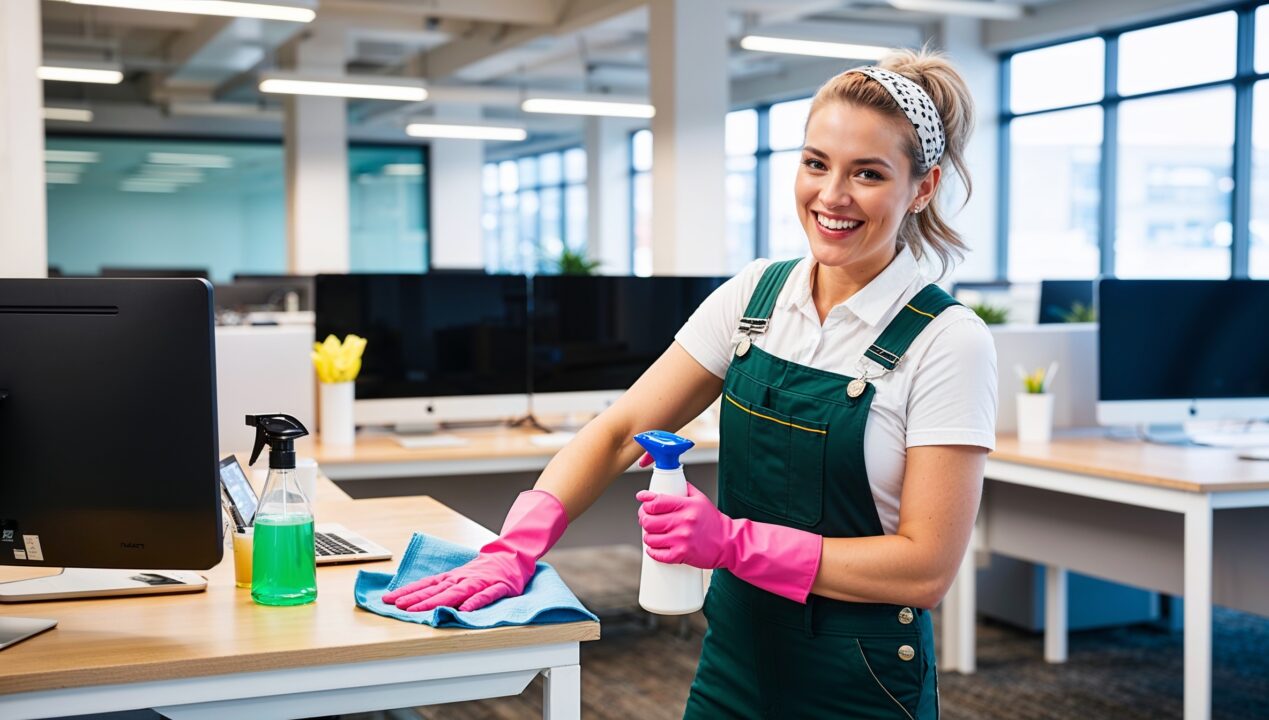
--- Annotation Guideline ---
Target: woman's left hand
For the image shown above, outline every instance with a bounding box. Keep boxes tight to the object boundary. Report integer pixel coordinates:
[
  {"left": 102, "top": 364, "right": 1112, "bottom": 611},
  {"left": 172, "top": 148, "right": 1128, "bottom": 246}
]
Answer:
[{"left": 636, "top": 483, "right": 733, "bottom": 569}]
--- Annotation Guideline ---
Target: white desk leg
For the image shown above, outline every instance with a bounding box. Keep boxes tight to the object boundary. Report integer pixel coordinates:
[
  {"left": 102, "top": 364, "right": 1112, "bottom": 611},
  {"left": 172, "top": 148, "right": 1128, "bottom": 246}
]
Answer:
[
  {"left": 543, "top": 664, "right": 581, "bottom": 720},
  {"left": 1184, "top": 500, "right": 1213, "bottom": 720},
  {"left": 1045, "top": 565, "right": 1068, "bottom": 664},
  {"left": 941, "top": 529, "right": 977, "bottom": 674}
]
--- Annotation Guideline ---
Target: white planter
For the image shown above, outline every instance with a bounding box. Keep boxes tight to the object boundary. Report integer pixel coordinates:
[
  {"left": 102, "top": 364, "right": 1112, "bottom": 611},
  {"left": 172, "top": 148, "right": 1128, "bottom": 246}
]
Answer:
[
  {"left": 320, "top": 381, "right": 356, "bottom": 447},
  {"left": 1017, "top": 392, "right": 1055, "bottom": 443}
]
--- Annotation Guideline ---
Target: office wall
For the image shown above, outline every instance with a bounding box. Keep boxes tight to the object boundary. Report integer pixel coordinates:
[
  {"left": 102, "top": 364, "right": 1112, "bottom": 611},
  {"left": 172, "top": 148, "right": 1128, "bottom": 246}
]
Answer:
[{"left": 48, "top": 184, "right": 287, "bottom": 281}]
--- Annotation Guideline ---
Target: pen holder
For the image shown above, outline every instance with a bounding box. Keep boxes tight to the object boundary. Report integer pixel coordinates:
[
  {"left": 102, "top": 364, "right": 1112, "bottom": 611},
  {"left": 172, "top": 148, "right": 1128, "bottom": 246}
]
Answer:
[
  {"left": 232, "top": 528, "right": 254, "bottom": 589},
  {"left": 320, "top": 381, "right": 355, "bottom": 447},
  {"left": 1016, "top": 392, "right": 1055, "bottom": 443}
]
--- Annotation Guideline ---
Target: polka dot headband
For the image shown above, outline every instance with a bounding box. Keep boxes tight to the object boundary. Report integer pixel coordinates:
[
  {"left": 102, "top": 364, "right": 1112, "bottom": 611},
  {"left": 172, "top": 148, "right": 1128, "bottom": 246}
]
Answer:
[{"left": 846, "top": 66, "right": 945, "bottom": 173}]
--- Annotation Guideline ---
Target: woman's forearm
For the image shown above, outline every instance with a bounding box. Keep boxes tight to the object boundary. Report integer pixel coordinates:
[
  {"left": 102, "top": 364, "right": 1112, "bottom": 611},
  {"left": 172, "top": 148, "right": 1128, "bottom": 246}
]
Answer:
[
  {"left": 532, "top": 412, "right": 647, "bottom": 521},
  {"left": 809, "top": 533, "right": 958, "bottom": 608}
]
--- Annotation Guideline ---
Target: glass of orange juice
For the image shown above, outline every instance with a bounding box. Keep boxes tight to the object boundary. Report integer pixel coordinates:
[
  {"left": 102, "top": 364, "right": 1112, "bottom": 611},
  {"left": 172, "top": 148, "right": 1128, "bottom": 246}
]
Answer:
[{"left": 232, "top": 528, "right": 254, "bottom": 589}]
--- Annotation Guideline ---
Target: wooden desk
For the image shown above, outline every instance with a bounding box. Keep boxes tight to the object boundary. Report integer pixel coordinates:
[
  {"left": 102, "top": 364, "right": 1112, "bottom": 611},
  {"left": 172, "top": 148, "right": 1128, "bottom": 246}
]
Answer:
[
  {"left": 0, "top": 488, "right": 600, "bottom": 720},
  {"left": 304, "top": 420, "right": 720, "bottom": 482},
  {"left": 941, "top": 433, "right": 1269, "bottom": 720}
]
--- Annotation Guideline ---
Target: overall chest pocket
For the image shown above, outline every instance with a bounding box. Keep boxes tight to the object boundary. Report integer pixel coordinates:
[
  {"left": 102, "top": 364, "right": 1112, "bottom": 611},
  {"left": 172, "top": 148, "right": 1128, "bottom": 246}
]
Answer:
[{"left": 720, "top": 392, "right": 827, "bottom": 527}]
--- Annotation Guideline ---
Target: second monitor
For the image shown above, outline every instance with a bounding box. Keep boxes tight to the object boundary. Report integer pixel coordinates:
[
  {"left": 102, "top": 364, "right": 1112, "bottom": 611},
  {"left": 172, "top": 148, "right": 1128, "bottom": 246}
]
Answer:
[{"left": 531, "top": 275, "right": 726, "bottom": 416}]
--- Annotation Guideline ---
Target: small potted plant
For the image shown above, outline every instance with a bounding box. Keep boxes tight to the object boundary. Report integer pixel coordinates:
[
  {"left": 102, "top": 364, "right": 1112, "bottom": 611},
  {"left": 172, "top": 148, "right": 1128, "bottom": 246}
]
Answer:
[
  {"left": 312, "top": 333, "right": 366, "bottom": 447},
  {"left": 1016, "top": 362, "right": 1058, "bottom": 443}
]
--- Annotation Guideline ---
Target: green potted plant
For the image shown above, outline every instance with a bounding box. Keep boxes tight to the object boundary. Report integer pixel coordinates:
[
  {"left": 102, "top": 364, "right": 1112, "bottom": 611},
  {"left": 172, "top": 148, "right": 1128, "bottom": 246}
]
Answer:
[
  {"left": 970, "top": 302, "right": 1009, "bottom": 325},
  {"left": 1058, "top": 302, "right": 1097, "bottom": 323},
  {"left": 555, "top": 249, "right": 601, "bottom": 275}
]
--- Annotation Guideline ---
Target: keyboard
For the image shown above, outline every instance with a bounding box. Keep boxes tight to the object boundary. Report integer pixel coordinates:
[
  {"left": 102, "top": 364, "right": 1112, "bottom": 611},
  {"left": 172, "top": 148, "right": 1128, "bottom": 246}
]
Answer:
[{"left": 315, "top": 532, "right": 367, "bottom": 557}]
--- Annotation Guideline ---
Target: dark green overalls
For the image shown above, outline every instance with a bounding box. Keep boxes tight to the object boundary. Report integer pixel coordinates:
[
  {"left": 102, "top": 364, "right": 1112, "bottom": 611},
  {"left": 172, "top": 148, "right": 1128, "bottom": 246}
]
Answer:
[{"left": 684, "top": 259, "right": 959, "bottom": 720}]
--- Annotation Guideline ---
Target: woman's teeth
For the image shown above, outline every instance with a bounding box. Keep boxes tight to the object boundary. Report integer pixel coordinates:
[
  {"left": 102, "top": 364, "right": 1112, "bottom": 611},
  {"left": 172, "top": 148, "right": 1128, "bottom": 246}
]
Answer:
[{"left": 816, "top": 213, "right": 861, "bottom": 231}]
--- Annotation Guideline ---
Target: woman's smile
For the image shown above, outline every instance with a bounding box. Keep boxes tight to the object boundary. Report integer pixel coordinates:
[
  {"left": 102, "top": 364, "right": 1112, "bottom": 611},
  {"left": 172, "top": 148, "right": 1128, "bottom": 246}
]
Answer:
[{"left": 813, "top": 211, "right": 865, "bottom": 240}]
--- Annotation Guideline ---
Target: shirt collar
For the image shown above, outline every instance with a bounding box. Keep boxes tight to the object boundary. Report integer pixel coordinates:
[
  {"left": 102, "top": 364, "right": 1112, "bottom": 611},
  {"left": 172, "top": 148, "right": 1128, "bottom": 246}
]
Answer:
[{"left": 784, "top": 246, "right": 922, "bottom": 327}]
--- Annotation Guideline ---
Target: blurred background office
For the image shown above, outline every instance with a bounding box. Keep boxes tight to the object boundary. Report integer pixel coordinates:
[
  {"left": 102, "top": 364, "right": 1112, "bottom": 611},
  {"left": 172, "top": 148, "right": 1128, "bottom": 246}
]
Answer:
[{"left": 2, "top": 1, "right": 1268, "bottom": 719}]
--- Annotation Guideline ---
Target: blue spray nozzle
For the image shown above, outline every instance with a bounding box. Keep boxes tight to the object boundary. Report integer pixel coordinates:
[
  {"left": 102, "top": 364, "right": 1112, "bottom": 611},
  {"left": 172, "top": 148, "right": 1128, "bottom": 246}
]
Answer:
[{"left": 633, "top": 430, "right": 695, "bottom": 470}]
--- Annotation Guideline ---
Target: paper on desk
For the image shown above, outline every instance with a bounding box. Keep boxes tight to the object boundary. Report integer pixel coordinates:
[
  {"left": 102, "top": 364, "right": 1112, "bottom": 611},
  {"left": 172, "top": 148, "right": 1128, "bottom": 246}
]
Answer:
[{"left": 354, "top": 533, "right": 598, "bottom": 629}]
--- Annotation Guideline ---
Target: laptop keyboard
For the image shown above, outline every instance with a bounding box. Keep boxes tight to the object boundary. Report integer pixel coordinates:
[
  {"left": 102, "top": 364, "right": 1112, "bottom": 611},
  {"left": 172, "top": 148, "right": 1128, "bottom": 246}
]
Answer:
[{"left": 315, "top": 532, "right": 367, "bottom": 557}]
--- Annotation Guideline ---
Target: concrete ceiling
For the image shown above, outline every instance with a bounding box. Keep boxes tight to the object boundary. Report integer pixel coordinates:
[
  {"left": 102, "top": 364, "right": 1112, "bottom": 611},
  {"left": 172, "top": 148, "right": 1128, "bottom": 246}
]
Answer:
[{"left": 38, "top": 0, "right": 1060, "bottom": 144}]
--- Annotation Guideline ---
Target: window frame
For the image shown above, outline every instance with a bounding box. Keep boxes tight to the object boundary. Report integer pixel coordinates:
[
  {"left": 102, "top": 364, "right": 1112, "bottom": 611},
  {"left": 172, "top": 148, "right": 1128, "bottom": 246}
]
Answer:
[
  {"left": 999, "top": 1, "right": 1269, "bottom": 280},
  {"left": 483, "top": 145, "right": 586, "bottom": 273}
]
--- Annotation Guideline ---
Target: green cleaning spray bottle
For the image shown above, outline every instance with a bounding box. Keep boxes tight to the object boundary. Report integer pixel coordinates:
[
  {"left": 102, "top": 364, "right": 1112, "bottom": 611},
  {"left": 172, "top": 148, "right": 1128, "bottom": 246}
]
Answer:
[{"left": 246, "top": 414, "right": 317, "bottom": 606}]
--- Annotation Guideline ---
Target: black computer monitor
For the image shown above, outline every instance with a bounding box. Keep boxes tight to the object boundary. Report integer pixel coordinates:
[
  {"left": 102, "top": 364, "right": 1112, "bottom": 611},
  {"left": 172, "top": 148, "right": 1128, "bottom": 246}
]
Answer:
[
  {"left": 100, "top": 267, "right": 210, "bottom": 280},
  {"left": 531, "top": 275, "right": 727, "bottom": 404},
  {"left": 314, "top": 273, "right": 530, "bottom": 427},
  {"left": 1038, "top": 279, "right": 1096, "bottom": 323},
  {"left": 0, "top": 279, "right": 223, "bottom": 571},
  {"left": 1097, "top": 279, "right": 1269, "bottom": 426}
]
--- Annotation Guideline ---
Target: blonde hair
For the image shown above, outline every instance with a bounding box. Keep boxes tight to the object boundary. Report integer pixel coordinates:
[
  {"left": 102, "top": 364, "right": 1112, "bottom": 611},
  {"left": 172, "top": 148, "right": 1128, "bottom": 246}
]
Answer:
[{"left": 807, "top": 47, "right": 975, "bottom": 277}]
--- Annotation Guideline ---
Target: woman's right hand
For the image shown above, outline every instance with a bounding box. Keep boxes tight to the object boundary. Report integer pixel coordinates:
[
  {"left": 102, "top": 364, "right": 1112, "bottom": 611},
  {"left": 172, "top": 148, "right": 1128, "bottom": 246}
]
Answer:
[{"left": 382, "top": 489, "right": 569, "bottom": 613}]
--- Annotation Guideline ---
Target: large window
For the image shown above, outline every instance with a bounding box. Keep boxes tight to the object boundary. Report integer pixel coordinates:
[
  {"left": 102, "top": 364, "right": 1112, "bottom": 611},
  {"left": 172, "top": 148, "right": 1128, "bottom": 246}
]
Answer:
[
  {"left": 630, "top": 99, "right": 812, "bottom": 274},
  {"left": 46, "top": 137, "right": 428, "bottom": 279},
  {"left": 1003, "top": 4, "right": 1268, "bottom": 280},
  {"left": 349, "top": 145, "right": 429, "bottom": 272},
  {"left": 482, "top": 148, "right": 587, "bottom": 274}
]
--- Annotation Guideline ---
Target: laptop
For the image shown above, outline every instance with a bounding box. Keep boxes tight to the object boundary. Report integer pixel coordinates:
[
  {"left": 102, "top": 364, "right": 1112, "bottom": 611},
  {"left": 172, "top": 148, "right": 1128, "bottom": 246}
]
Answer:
[{"left": 219, "top": 456, "right": 392, "bottom": 565}]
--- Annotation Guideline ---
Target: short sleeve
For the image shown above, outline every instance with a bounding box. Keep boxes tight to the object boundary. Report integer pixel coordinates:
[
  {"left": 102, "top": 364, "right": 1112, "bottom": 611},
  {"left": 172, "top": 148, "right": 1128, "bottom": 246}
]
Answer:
[
  {"left": 905, "top": 314, "right": 998, "bottom": 450},
  {"left": 673, "top": 259, "right": 770, "bottom": 379}
]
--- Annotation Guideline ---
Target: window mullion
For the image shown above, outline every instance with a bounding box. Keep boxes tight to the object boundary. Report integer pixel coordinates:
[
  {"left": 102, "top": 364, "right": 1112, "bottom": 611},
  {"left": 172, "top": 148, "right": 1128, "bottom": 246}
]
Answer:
[
  {"left": 1231, "top": 5, "right": 1257, "bottom": 278},
  {"left": 1100, "top": 34, "right": 1120, "bottom": 278},
  {"left": 997, "top": 53, "right": 1012, "bottom": 280},
  {"left": 755, "top": 105, "right": 771, "bottom": 259}
]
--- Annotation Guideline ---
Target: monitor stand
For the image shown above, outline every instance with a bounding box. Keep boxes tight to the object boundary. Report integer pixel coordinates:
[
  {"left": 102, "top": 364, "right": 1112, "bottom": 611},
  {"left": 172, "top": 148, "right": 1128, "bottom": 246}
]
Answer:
[
  {"left": 0, "top": 616, "right": 57, "bottom": 652},
  {"left": 1138, "top": 424, "right": 1191, "bottom": 446},
  {"left": 0, "top": 568, "right": 207, "bottom": 603}
]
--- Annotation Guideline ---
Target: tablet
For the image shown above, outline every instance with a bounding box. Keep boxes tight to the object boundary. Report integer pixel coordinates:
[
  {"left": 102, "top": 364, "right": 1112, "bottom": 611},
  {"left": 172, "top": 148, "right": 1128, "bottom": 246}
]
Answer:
[{"left": 219, "top": 456, "right": 258, "bottom": 528}]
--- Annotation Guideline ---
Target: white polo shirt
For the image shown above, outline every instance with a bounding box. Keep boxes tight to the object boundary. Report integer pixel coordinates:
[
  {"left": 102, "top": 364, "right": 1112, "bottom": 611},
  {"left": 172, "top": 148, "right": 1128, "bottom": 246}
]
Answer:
[{"left": 675, "top": 247, "right": 997, "bottom": 535}]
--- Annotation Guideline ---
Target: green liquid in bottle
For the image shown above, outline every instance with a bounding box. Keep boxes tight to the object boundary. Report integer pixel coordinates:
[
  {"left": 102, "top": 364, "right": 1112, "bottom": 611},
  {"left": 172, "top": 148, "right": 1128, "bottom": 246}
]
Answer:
[{"left": 251, "top": 514, "right": 317, "bottom": 606}]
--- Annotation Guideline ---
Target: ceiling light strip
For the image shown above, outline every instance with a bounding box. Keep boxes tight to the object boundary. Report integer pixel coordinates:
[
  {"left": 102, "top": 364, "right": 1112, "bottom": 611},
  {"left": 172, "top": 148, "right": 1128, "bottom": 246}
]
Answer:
[
  {"left": 405, "top": 123, "right": 527, "bottom": 141},
  {"left": 62, "top": 0, "right": 315, "bottom": 23},
  {"left": 739, "top": 36, "right": 891, "bottom": 60},
  {"left": 521, "top": 98, "right": 654, "bottom": 119}
]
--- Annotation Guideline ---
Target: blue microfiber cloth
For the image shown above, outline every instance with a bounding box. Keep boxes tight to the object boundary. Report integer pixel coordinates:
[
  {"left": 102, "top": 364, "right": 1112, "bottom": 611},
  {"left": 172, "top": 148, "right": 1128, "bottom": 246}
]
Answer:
[{"left": 354, "top": 532, "right": 598, "bottom": 628}]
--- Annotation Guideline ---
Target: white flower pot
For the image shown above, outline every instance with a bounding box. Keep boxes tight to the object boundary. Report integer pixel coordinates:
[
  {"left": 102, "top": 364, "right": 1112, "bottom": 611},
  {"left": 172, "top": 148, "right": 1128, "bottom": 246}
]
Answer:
[
  {"left": 1016, "top": 392, "right": 1055, "bottom": 443},
  {"left": 320, "top": 381, "right": 356, "bottom": 447}
]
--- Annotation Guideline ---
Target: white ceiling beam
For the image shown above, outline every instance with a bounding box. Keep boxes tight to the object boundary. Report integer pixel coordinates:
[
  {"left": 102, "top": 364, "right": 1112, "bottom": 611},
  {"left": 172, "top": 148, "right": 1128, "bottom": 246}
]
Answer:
[
  {"left": 412, "top": 0, "right": 644, "bottom": 80},
  {"left": 40, "top": 2, "right": 203, "bottom": 31},
  {"left": 321, "top": 0, "right": 565, "bottom": 26},
  {"left": 161, "top": 15, "right": 308, "bottom": 94}
]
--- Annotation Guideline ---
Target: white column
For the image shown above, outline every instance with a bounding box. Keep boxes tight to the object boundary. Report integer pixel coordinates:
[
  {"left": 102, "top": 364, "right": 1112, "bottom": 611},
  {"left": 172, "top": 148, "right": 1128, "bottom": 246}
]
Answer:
[
  {"left": 0, "top": 0, "right": 46, "bottom": 278},
  {"left": 647, "top": 0, "right": 728, "bottom": 276},
  {"left": 283, "top": 27, "right": 349, "bottom": 275},
  {"left": 585, "top": 116, "right": 640, "bottom": 275},
  {"left": 428, "top": 106, "right": 485, "bottom": 270},
  {"left": 939, "top": 16, "right": 999, "bottom": 281}
]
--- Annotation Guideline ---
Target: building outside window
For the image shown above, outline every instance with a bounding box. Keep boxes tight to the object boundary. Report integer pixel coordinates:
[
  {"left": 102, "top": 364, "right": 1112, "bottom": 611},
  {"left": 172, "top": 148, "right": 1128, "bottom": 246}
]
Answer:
[{"left": 482, "top": 147, "right": 587, "bottom": 274}]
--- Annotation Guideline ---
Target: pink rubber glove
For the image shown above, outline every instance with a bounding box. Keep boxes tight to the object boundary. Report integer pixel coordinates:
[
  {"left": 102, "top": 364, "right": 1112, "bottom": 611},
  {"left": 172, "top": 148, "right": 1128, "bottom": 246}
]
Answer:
[
  {"left": 637, "top": 482, "right": 823, "bottom": 604},
  {"left": 382, "top": 489, "right": 568, "bottom": 612}
]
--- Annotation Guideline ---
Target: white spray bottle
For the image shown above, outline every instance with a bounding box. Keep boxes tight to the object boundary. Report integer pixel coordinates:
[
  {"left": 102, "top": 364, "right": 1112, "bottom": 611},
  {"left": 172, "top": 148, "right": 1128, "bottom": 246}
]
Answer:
[{"left": 634, "top": 430, "right": 705, "bottom": 615}]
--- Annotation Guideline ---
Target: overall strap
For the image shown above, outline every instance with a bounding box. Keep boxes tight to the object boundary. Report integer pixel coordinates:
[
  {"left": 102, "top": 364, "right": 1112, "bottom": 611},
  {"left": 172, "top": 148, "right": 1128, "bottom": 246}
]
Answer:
[
  {"left": 863, "top": 284, "right": 960, "bottom": 371},
  {"left": 739, "top": 259, "right": 800, "bottom": 330}
]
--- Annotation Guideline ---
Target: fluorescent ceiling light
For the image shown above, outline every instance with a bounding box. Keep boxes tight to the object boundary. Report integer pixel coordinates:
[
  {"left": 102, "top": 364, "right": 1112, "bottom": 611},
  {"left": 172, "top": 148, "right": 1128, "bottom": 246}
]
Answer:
[
  {"left": 404, "top": 123, "right": 527, "bottom": 141},
  {"left": 740, "top": 35, "right": 890, "bottom": 60},
  {"left": 259, "top": 73, "right": 427, "bottom": 102},
  {"left": 888, "top": 0, "right": 1024, "bottom": 20},
  {"left": 45, "top": 172, "right": 81, "bottom": 185},
  {"left": 120, "top": 179, "right": 180, "bottom": 193},
  {"left": 382, "top": 163, "right": 424, "bottom": 176},
  {"left": 38, "top": 66, "right": 124, "bottom": 84},
  {"left": 43, "top": 107, "right": 94, "bottom": 122},
  {"left": 147, "top": 152, "right": 234, "bottom": 168},
  {"left": 58, "top": 0, "right": 315, "bottom": 23},
  {"left": 46, "top": 150, "right": 100, "bottom": 163},
  {"left": 136, "top": 167, "right": 205, "bottom": 183},
  {"left": 521, "top": 98, "right": 654, "bottom": 119}
]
